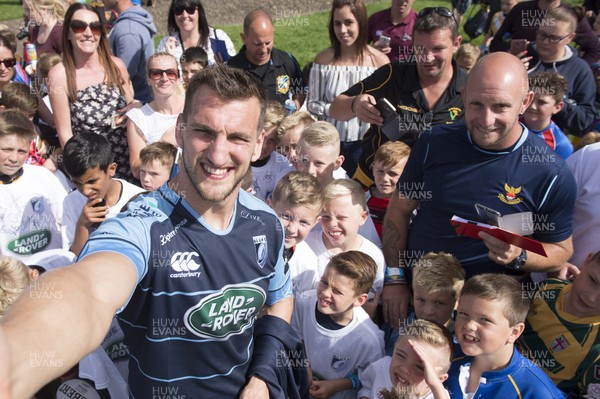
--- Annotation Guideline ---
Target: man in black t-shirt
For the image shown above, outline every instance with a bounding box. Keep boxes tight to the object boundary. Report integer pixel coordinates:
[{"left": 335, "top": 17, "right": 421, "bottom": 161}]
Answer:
[
  {"left": 228, "top": 9, "right": 305, "bottom": 111},
  {"left": 330, "top": 7, "right": 467, "bottom": 188}
]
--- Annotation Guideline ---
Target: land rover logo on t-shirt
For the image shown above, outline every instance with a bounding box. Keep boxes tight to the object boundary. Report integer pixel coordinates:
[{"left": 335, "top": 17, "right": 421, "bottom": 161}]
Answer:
[
  {"left": 7, "top": 230, "right": 51, "bottom": 255},
  {"left": 184, "top": 284, "right": 266, "bottom": 340}
]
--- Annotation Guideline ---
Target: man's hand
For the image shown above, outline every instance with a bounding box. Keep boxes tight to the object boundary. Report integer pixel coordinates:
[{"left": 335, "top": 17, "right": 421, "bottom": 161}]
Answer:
[
  {"left": 551, "top": 262, "right": 580, "bottom": 281},
  {"left": 352, "top": 94, "right": 384, "bottom": 125},
  {"left": 373, "top": 39, "right": 391, "bottom": 54},
  {"left": 479, "top": 231, "right": 522, "bottom": 265},
  {"left": 382, "top": 284, "right": 411, "bottom": 330},
  {"left": 240, "top": 375, "right": 269, "bottom": 399},
  {"left": 77, "top": 198, "right": 108, "bottom": 229}
]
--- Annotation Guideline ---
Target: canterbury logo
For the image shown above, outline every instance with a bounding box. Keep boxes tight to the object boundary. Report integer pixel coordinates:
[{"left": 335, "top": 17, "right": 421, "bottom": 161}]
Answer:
[{"left": 170, "top": 252, "right": 201, "bottom": 272}]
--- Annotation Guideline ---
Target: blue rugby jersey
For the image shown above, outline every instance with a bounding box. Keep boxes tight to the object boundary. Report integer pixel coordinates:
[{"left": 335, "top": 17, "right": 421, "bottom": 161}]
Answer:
[
  {"left": 398, "top": 122, "right": 576, "bottom": 277},
  {"left": 80, "top": 185, "right": 291, "bottom": 398},
  {"left": 445, "top": 347, "right": 566, "bottom": 399}
]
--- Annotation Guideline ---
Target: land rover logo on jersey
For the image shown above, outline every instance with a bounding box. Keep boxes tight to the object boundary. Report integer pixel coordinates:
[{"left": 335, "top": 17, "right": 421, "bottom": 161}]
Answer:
[
  {"left": 253, "top": 235, "right": 268, "bottom": 268},
  {"left": 184, "top": 284, "right": 266, "bottom": 339},
  {"left": 7, "top": 230, "right": 51, "bottom": 255},
  {"left": 276, "top": 75, "right": 290, "bottom": 94},
  {"left": 105, "top": 338, "right": 129, "bottom": 363}
]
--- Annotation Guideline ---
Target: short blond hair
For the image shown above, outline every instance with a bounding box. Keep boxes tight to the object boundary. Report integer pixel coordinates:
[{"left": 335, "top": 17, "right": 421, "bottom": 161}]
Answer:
[
  {"left": 573, "top": 132, "right": 600, "bottom": 152},
  {"left": 456, "top": 44, "right": 481, "bottom": 66},
  {"left": 544, "top": 7, "right": 577, "bottom": 33},
  {"left": 412, "top": 252, "right": 465, "bottom": 301},
  {"left": 277, "top": 111, "right": 315, "bottom": 138},
  {"left": 323, "top": 179, "right": 366, "bottom": 211},
  {"left": 0, "top": 256, "right": 30, "bottom": 318},
  {"left": 298, "top": 121, "right": 340, "bottom": 150},
  {"left": 272, "top": 171, "right": 323, "bottom": 210},
  {"left": 264, "top": 101, "right": 287, "bottom": 132},
  {"left": 373, "top": 141, "right": 411, "bottom": 169},
  {"left": 396, "top": 319, "right": 453, "bottom": 374}
]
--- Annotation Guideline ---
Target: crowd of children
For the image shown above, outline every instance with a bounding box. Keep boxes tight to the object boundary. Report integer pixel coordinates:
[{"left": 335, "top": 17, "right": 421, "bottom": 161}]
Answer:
[{"left": 2, "top": 0, "right": 600, "bottom": 397}]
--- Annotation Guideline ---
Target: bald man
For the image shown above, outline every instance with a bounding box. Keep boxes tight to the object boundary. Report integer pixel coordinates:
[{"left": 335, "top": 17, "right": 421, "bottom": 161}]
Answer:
[
  {"left": 381, "top": 52, "right": 577, "bottom": 329},
  {"left": 228, "top": 9, "right": 305, "bottom": 110}
]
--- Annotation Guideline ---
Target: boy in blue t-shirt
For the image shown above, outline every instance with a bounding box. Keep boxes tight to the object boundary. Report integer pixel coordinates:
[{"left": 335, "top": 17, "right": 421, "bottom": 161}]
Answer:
[
  {"left": 446, "top": 273, "right": 565, "bottom": 399},
  {"left": 521, "top": 71, "right": 573, "bottom": 159}
]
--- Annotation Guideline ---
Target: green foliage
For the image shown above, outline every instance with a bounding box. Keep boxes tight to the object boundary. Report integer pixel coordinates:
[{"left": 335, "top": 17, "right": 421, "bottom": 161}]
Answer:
[{"left": 0, "top": 0, "right": 26, "bottom": 22}]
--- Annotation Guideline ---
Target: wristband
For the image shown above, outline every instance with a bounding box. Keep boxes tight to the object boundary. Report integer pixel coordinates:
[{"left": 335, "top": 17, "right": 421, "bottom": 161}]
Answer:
[
  {"left": 351, "top": 95, "right": 360, "bottom": 115},
  {"left": 384, "top": 266, "right": 406, "bottom": 284},
  {"left": 347, "top": 373, "right": 361, "bottom": 390}
]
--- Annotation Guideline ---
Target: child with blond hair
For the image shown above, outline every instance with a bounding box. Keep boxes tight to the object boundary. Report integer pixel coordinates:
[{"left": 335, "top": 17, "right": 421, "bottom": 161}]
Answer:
[
  {"left": 251, "top": 101, "right": 294, "bottom": 201},
  {"left": 270, "top": 171, "right": 323, "bottom": 296},
  {"left": 305, "top": 179, "right": 385, "bottom": 316},
  {"left": 360, "top": 319, "right": 453, "bottom": 399},
  {"left": 367, "top": 141, "right": 411, "bottom": 240}
]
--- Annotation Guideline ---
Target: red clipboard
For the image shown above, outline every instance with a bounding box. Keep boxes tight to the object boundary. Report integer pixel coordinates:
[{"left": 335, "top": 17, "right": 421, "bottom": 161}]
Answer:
[{"left": 450, "top": 216, "right": 548, "bottom": 257}]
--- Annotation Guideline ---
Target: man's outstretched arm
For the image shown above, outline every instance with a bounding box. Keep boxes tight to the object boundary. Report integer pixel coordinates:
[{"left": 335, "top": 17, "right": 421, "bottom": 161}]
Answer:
[{"left": 1, "top": 252, "right": 137, "bottom": 398}]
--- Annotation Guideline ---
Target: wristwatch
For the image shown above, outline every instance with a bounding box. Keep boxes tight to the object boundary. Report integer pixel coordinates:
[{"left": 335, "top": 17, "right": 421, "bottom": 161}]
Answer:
[{"left": 506, "top": 248, "right": 528, "bottom": 270}]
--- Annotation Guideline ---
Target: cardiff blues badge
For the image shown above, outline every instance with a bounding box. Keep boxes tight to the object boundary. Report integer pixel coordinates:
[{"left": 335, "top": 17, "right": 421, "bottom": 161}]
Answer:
[{"left": 253, "top": 235, "right": 267, "bottom": 268}]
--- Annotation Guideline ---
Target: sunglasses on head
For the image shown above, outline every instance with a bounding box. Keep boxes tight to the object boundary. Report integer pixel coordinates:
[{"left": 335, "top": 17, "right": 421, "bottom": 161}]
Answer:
[
  {"left": 69, "top": 20, "right": 103, "bottom": 35},
  {"left": 418, "top": 7, "right": 454, "bottom": 19},
  {"left": 0, "top": 58, "right": 16, "bottom": 68},
  {"left": 173, "top": 5, "right": 197, "bottom": 16},
  {"left": 149, "top": 68, "right": 179, "bottom": 80}
]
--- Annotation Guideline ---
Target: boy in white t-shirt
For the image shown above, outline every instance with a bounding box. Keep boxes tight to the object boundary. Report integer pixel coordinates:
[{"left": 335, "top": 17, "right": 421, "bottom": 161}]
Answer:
[
  {"left": 305, "top": 179, "right": 385, "bottom": 317},
  {"left": 0, "top": 110, "right": 67, "bottom": 262},
  {"left": 251, "top": 102, "right": 294, "bottom": 201},
  {"left": 62, "top": 134, "right": 144, "bottom": 255},
  {"left": 269, "top": 171, "right": 322, "bottom": 297},
  {"left": 292, "top": 251, "right": 384, "bottom": 399},
  {"left": 359, "top": 319, "right": 452, "bottom": 399}
]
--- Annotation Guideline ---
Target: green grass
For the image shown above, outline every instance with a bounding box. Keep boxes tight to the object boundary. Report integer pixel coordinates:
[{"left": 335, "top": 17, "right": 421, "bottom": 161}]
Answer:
[
  {"left": 154, "top": 0, "right": 457, "bottom": 69},
  {"left": 216, "top": 0, "right": 455, "bottom": 68},
  {"left": 0, "top": 0, "right": 25, "bottom": 22}
]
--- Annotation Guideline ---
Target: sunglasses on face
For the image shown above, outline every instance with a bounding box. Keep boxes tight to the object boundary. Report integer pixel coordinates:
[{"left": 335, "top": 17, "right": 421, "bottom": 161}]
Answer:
[
  {"left": 148, "top": 68, "right": 179, "bottom": 80},
  {"left": 69, "top": 20, "right": 103, "bottom": 35},
  {"left": 173, "top": 5, "right": 197, "bottom": 16},
  {"left": 0, "top": 58, "right": 16, "bottom": 68},
  {"left": 418, "top": 7, "right": 454, "bottom": 18},
  {"left": 536, "top": 31, "right": 571, "bottom": 43}
]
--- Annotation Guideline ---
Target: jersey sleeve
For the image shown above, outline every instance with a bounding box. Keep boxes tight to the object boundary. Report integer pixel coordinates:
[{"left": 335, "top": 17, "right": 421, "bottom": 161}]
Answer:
[
  {"left": 342, "top": 63, "right": 394, "bottom": 98},
  {"left": 266, "top": 215, "right": 292, "bottom": 305},
  {"left": 533, "top": 163, "right": 576, "bottom": 243}
]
